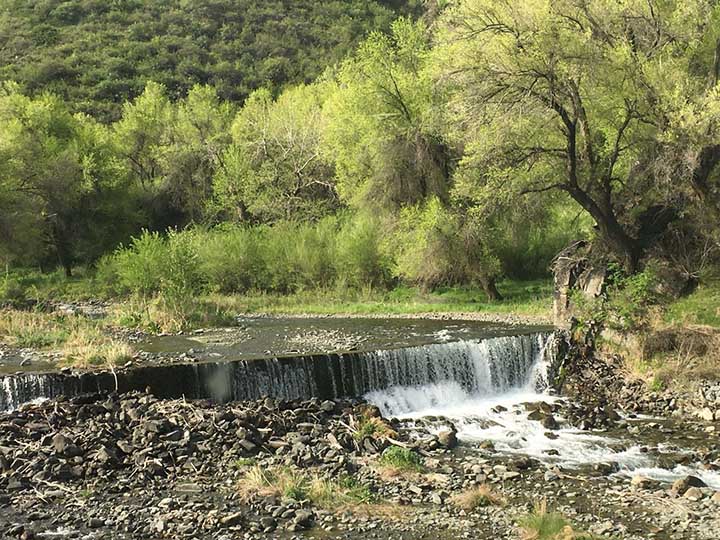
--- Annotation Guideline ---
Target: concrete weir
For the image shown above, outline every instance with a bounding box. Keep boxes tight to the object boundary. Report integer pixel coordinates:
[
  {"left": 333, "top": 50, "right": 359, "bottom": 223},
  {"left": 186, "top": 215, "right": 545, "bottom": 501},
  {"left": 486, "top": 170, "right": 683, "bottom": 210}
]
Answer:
[{"left": 1, "top": 332, "right": 558, "bottom": 412}]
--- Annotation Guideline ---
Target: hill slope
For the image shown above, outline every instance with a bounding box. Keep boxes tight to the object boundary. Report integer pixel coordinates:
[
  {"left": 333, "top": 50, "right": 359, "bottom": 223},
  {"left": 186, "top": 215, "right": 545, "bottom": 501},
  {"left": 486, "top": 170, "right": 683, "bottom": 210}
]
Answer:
[{"left": 0, "top": 0, "right": 419, "bottom": 120}]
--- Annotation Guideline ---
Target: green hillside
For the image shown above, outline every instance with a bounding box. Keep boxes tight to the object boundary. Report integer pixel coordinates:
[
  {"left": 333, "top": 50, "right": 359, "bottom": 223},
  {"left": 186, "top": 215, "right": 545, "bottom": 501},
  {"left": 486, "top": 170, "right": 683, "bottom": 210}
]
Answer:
[{"left": 0, "top": 0, "right": 420, "bottom": 120}]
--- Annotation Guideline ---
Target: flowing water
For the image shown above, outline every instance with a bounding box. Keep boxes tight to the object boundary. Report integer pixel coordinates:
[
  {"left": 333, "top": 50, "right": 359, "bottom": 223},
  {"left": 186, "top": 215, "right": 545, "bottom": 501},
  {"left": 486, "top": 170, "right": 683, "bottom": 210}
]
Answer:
[
  {"left": 2, "top": 319, "right": 718, "bottom": 489},
  {"left": 363, "top": 334, "right": 720, "bottom": 490}
]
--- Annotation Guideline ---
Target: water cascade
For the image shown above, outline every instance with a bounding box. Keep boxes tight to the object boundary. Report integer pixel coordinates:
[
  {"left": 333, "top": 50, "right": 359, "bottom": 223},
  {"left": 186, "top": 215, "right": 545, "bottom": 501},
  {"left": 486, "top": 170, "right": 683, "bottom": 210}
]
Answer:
[{"left": 0, "top": 332, "right": 554, "bottom": 412}]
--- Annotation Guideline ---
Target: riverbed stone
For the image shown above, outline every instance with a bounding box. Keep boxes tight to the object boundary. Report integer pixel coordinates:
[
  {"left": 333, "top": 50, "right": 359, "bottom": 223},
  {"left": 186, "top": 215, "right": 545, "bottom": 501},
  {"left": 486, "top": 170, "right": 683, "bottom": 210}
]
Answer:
[
  {"left": 631, "top": 476, "right": 659, "bottom": 490},
  {"left": 437, "top": 430, "right": 458, "bottom": 449},
  {"left": 671, "top": 475, "right": 706, "bottom": 495},
  {"left": 683, "top": 487, "right": 704, "bottom": 501}
]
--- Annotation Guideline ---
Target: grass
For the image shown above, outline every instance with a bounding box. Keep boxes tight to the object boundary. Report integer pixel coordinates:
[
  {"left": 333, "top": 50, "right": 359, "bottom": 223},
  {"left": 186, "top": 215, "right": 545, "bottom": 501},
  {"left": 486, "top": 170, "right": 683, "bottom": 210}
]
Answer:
[
  {"left": 450, "top": 485, "right": 505, "bottom": 511},
  {"left": 518, "top": 500, "right": 599, "bottom": 540},
  {"left": 237, "top": 466, "right": 373, "bottom": 507},
  {"left": 60, "top": 329, "right": 133, "bottom": 369},
  {"left": 207, "top": 280, "right": 553, "bottom": 319},
  {"left": 232, "top": 458, "right": 257, "bottom": 469},
  {"left": 377, "top": 446, "right": 424, "bottom": 473},
  {"left": 0, "top": 309, "right": 71, "bottom": 348},
  {"left": 0, "top": 308, "right": 132, "bottom": 368},
  {"left": 664, "top": 278, "right": 720, "bottom": 328},
  {"left": 112, "top": 296, "right": 236, "bottom": 333},
  {"left": 352, "top": 416, "right": 397, "bottom": 441}
]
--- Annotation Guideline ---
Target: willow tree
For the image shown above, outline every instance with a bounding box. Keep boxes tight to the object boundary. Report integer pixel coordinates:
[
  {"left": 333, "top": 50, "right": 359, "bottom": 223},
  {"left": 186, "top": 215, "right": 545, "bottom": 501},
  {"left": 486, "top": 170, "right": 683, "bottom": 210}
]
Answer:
[
  {"left": 435, "top": 0, "right": 719, "bottom": 272},
  {"left": 213, "top": 84, "right": 337, "bottom": 222},
  {"left": 323, "top": 17, "right": 452, "bottom": 209}
]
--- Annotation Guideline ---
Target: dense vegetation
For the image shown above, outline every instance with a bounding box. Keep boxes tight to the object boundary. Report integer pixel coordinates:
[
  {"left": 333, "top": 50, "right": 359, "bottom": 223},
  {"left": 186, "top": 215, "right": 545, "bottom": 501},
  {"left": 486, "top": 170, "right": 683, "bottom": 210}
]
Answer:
[
  {"left": 0, "top": 0, "right": 422, "bottom": 121},
  {"left": 2, "top": 0, "right": 720, "bottom": 326}
]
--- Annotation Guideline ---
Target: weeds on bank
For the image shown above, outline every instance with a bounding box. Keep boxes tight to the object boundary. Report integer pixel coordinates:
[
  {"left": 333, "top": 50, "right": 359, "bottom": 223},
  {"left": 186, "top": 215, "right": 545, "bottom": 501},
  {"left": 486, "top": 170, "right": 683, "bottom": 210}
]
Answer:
[
  {"left": 60, "top": 329, "right": 133, "bottom": 369},
  {"left": 237, "top": 466, "right": 373, "bottom": 507},
  {"left": 377, "top": 446, "right": 424, "bottom": 474},
  {"left": 519, "top": 500, "right": 599, "bottom": 540},
  {"left": 113, "top": 295, "right": 235, "bottom": 333},
  {"left": 0, "top": 309, "right": 71, "bottom": 348},
  {"left": 352, "top": 415, "right": 397, "bottom": 442},
  {"left": 450, "top": 484, "right": 505, "bottom": 511},
  {"left": 0, "top": 308, "right": 132, "bottom": 369}
]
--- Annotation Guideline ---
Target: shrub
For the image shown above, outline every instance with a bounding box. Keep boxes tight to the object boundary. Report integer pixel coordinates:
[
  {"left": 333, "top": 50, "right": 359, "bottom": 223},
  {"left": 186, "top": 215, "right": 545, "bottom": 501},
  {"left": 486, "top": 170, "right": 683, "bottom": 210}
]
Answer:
[
  {"left": 390, "top": 198, "right": 502, "bottom": 298},
  {"left": 194, "top": 225, "right": 268, "bottom": 293},
  {"left": 111, "top": 230, "right": 169, "bottom": 296},
  {"left": 334, "top": 212, "right": 392, "bottom": 289},
  {"left": 0, "top": 276, "right": 27, "bottom": 305},
  {"left": 450, "top": 485, "right": 505, "bottom": 511},
  {"left": 378, "top": 446, "right": 423, "bottom": 472}
]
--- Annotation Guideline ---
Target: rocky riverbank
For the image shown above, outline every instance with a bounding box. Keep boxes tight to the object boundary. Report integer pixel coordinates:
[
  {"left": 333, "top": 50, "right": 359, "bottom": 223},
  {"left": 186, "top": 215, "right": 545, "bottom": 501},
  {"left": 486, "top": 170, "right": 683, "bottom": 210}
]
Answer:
[{"left": 1, "top": 382, "right": 719, "bottom": 540}]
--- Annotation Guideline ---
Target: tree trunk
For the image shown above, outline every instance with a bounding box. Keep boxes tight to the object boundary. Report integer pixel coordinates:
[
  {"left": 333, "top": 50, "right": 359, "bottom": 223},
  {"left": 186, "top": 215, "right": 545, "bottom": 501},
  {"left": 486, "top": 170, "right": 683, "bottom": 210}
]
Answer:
[
  {"left": 51, "top": 222, "right": 73, "bottom": 278},
  {"left": 691, "top": 145, "right": 720, "bottom": 223},
  {"left": 566, "top": 186, "right": 643, "bottom": 273},
  {"left": 481, "top": 277, "right": 503, "bottom": 301}
]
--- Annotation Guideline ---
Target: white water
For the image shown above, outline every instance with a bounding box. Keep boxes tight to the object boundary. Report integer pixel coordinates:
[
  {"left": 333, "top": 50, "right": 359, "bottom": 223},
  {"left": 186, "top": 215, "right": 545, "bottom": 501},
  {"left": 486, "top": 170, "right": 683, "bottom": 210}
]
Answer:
[{"left": 364, "top": 335, "right": 720, "bottom": 490}]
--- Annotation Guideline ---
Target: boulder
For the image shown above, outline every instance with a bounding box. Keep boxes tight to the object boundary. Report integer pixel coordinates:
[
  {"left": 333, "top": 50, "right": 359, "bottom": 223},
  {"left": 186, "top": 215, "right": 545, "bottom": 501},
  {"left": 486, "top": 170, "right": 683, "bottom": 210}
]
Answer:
[
  {"left": 683, "top": 487, "right": 704, "bottom": 502},
  {"left": 672, "top": 476, "right": 707, "bottom": 495},
  {"left": 437, "top": 430, "right": 458, "bottom": 449}
]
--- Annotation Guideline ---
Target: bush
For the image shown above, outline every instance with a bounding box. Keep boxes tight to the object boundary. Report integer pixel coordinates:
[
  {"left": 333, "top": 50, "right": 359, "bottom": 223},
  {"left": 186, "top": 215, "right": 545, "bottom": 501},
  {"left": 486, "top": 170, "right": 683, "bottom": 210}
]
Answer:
[
  {"left": 0, "top": 276, "right": 27, "bottom": 305},
  {"left": 378, "top": 446, "right": 423, "bottom": 472},
  {"left": 111, "top": 230, "right": 170, "bottom": 295},
  {"left": 194, "top": 225, "right": 268, "bottom": 293},
  {"left": 391, "top": 199, "right": 502, "bottom": 297},
  {"left": 334, "top": 212, "right": 392, "bottom": 289}
]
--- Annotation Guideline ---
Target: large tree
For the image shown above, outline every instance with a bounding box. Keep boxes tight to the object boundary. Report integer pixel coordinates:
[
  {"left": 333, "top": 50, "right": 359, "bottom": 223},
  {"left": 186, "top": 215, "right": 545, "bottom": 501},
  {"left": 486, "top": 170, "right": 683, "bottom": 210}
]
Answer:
[
  {"left": 323, "top": 17, "right": 452, "bottom": 209},
  {"left": 213, "top": 85, "right": 336, "bottom": 222},
  {"left": 0, "top": 83, "right": 134, "bottom": 273},
  {"left": 435, "top": 0, "right": 720, "bottom": 272}
]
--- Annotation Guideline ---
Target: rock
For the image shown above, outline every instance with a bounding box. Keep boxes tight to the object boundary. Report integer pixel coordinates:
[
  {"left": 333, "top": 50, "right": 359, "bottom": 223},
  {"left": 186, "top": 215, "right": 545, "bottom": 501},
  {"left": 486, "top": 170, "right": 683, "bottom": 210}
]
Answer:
[
  {"left": 87, "top": 518, "right": 104, "bottom": 528},
  {"left": 630, "top": 476, "right": 658, "bottom": 490},
  {"left": 320, "top": 400, "right": 335, "bottom": 413},
  {"left": 593, "top": 462, "right": 618, "bottom": 476},
  {"left": 544, "top": 470, "right": 560, "bottom": 482},
  {"left": 711, "top": 491, "right": 720, "bottom": 504},
  {"left": 437, "top": 430, "right": 458, "bottom": 449},
  {"left": 293, "top": 509, "right": 314, "bottom": 528},
  {"left": 542, "top": 415, "right": 559, "bottom": 430},
  {"left": 220, "top": 512, "right": 244, "bottom": 527},
  {"left": 51, "top": 433, "right": 70, "bottom": 454},
  {"left": 697, "top": 408, "right": 716, "bottom": 422},
  {"left": 672, "top": 476, "right": 706, "bottom": 495},
  {"left": 683, "top": 487, "right": 704, "bottom": 501}
]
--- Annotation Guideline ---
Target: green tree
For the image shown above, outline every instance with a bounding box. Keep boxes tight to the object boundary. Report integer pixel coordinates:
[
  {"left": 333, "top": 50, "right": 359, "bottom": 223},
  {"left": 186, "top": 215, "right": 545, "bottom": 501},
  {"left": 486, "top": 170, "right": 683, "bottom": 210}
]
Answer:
[
  {"left": 0, "top": 83, "right": 134, "bottom": 274},
  {"left": 114, "top": 82, "right": 232, "bottom": 229},
  {"left": 323, "top": 17, "right": 451, "bottom": 209},
  {"left": 434, "top": 0, "right": 720, "bottom": 272},
  {"left": 213, "top": 84, "right": 337, "bottom": 222}
]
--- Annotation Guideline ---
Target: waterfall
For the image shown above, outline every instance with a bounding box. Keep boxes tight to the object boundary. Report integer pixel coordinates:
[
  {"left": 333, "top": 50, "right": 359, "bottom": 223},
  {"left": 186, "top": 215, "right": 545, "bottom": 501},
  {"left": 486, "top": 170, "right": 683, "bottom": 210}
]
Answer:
[
  {"left": 363, "top": 333, "right": 554, "bottom": 416},
  {"left": 0, "top": 331, "right": 556, "bottom": 412}
]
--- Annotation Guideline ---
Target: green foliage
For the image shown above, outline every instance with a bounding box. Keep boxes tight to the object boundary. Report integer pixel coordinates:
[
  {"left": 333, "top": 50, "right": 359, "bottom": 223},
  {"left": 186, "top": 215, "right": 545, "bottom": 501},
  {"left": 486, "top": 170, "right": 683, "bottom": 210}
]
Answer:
[
  {"left": 570, "top": 263, "right": 661, "bottom": 332},
  {"left": 193, "top": 226, "right": 268, "bottom": 294},
  {"left": 0, "top": 275, "right": 27, "bottom": 306},
  {"left": 0, "top": 0, "right": 420, "bottom": 121},
  {"left": 391, "top": 198, "right": 501, "bottom": 295},
  {"left": 664, "top": 278, "right": 720, "bottom": 328},
  {"left": 378, "top": 446, "right": 424, "bottom": 472},
  {"left": 323, "top": 18, "right": 450, "bottom": 209},
  {"left": 112, "top": 231, "right": 170, "bottom": 296},
  {"left": 213, "top": 85, "right": 336, "bottom": 222},
  {"left": 434, "top": 0, "right": 720, "bottom": 271},
  {"left": 334, "top": 212, "right": 392, "bottom": 289}
]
